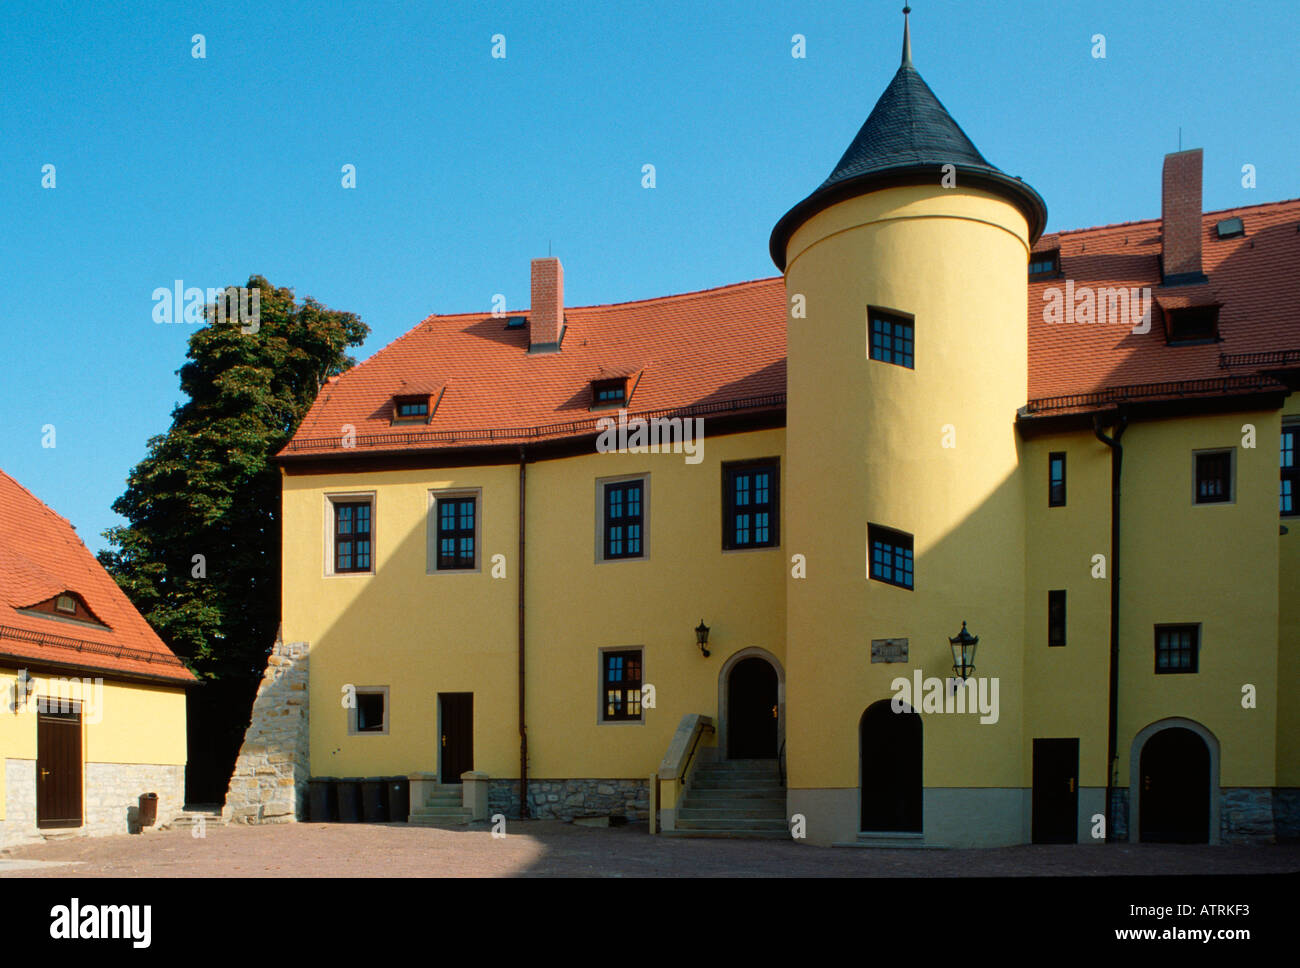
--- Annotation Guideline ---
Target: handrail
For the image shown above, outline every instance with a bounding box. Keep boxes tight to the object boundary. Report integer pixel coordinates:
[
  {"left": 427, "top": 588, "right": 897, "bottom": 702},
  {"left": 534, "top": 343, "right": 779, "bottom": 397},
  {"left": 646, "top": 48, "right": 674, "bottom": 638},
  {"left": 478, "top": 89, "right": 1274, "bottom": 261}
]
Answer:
[
  {"left": 679, "top": 721, "right": 711, "bottom": 784},
  {"left": 778, "top": 738, "right": 786, "bottom": 787}
]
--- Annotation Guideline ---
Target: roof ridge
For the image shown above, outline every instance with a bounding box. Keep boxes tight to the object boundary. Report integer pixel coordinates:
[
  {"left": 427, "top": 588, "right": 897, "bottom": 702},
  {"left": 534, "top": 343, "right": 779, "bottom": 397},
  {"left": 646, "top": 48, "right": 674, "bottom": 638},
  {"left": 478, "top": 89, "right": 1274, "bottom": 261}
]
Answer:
[{"left": 1043, "top": 196, "right": 1300, "bottom": 241}]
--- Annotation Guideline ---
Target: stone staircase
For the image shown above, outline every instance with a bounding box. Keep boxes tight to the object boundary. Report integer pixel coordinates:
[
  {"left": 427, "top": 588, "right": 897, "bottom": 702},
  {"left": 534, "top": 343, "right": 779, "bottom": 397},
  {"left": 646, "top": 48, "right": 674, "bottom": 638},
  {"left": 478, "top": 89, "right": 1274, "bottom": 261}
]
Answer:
[
  {"left": 162, "top": 804, "right": 228, "bottom": 832},
  {"left": 407, "top": 783, "right": 474, "bottom": 826},
  {"left": 667, "top": 759, "right": 789, "bottom": 839}
]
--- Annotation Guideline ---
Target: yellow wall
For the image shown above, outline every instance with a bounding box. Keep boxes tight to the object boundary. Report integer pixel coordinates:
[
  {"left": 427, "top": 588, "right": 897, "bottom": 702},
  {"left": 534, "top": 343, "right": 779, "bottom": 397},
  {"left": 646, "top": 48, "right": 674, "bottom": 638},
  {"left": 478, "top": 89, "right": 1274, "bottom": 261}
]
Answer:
[
  {"left": 283, "top": 428, "right": 786, "bottom": 781},
  {"left": 0, "top": 668, "right": 187, "bottom": 821},
  {"left": 782, "top": 185, "right": 1032, "bottom": 791}
]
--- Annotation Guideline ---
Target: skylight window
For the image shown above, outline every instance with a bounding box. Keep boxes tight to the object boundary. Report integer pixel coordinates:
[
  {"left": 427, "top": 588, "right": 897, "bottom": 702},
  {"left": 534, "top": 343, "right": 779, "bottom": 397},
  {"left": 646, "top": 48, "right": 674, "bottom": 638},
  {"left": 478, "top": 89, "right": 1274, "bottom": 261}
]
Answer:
[
  {"left": 505, "top": 316, "right": 526, "bottom": 329},
  {"left": 1215, "top": 217, "right": 1245, "bottom": 239}
]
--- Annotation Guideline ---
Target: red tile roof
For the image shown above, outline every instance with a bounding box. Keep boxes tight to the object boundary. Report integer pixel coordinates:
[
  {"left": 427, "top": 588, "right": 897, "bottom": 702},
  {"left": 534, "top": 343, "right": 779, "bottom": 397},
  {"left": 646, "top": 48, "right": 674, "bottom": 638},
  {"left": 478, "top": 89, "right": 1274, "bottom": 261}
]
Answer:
[
  {"left": 0, "top": 470, "right": 196, "bottom": 684},
  {"left": 282, "top": 198, "right": 1300, "bottom": 459}
]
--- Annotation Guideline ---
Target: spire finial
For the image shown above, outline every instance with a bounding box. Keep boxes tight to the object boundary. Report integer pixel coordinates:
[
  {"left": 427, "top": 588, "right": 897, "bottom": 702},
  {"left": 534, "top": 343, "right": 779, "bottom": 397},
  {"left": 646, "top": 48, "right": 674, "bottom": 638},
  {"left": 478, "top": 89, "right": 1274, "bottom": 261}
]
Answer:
[{"left": 902, "top": 5, "right": 912, "bottom": 66}]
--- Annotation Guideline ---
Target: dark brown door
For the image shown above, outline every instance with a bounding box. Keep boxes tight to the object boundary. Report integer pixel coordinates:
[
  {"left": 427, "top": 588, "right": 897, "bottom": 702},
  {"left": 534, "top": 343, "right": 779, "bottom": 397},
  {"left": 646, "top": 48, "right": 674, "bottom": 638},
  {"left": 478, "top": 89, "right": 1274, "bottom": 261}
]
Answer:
[
  {"left": 1032, "top": 738, "right": 1079, "bottom": 843},
  {"left": 1140, "top": 727, "right": 1210, "bottom": 843},
  {"left": 439, "top": 693, "right": 473, "bottom": 783},
  {"left": 727, "top": 658, "right": 778, "bottom": 758},
  {"left": 37, "top": 702, "right": 82, "bottom": 828},
  {"left": 860, "top": 699, "right": 922, "bottom": 832}
]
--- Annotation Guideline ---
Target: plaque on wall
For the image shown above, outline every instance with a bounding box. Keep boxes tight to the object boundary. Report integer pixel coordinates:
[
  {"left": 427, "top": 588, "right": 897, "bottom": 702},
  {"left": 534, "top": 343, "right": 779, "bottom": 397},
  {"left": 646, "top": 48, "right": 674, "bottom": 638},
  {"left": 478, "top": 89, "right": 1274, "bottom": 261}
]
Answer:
[{"left": 870, "top": 638, "right": 908, "bottom": 663}]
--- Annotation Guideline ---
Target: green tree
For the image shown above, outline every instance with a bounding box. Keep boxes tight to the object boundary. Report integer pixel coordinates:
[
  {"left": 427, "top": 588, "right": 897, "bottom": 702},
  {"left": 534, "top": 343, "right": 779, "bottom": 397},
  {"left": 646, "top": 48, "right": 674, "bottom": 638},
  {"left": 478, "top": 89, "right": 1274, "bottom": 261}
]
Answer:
[{"left": 99, "top": 275, "right": 367, "bottom": 798}]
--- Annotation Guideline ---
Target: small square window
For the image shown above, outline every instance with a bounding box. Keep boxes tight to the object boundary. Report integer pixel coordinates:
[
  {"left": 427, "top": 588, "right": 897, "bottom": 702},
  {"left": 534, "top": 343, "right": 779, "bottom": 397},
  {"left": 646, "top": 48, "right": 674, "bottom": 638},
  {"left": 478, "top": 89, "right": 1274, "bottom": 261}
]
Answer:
[
  {"left": 333, "top": 499, "right": 374, "bottom": 573},
  {"left": 599, "top": 477, "right": 647, "bottom": 561},
  {"left": 1281, "top": 425, "right": 1297, "bottom": 517},
  {"left": 1194, "top": 450, "right": 1233, "bottom": 504},
  {"left": 869, "top": 308, "right": 914, "bottom": 369},
  {"left": 602, "top": 649, "right": 643, "bottom": 722},
  {"left": 868, "top": 524, "right": 914, "bottom": 590},
  {"left": 1048, "top": 590, "right": 1066, "bottom": 647},
  {"left": 1155, "top": 625, "right": 1199, "bottom": 674},
  {"left": 55, "top": 594, "right": 76, "bottom": 614},
  {"left": 723, "top": 460, "right": 779, "bottom": 550},
  {"left": 349, "top": 688, "right": 389, "bottom": 734},
  {"left": 1048, "top": 452, "right": 1066, "bottom": 507}
]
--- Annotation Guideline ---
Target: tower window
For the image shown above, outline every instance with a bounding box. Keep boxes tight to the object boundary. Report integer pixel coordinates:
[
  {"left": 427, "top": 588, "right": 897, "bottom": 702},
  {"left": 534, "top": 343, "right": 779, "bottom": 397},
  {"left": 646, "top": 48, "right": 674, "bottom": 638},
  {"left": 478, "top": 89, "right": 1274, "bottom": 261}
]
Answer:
[
  {"left": 869, "top": 308, "right": 914, "bottom": 369},
  {"left": 1048, "top": 452, "right": 1066, "bottom": 507},
  {"left": 869, "top": 524, "right": 914, "bottom": 590},
  {"left": 1282, "top": 425, "right": 1297, "bottom": 517},
  {"left": 1155, "top": 625, "right": 1199, "bottom": 674},
  {"left": 1048, "top": 590, "right": 1066, "bottom": 647},
  {"left": 1194, "top": 450, "right": 1233, "bottom": 504}
]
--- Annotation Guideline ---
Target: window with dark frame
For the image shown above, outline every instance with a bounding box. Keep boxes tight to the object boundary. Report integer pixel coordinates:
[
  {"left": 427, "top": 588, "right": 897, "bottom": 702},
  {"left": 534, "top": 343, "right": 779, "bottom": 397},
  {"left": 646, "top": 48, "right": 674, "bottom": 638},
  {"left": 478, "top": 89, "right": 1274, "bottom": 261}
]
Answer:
[
  {"left": 869, "top": 525, "right": 914, "bottom": 590},
  {"left": 436, "top": 496, "right": 477, "bottom": 570},
  {"left": 355, "top": 691, "right": 385, "bottom": 732},
  {"left": 603, "top": 650, "right": 642, "bottom": 721},
  {"left": 334, "top": 501, "right": 372, "bottom": 573},
  {"left": 592, "top": 379, "right": 626, "bottom": 406},
  {"left": 869, "top": 309, "right": 914, "bottom": 369},
  {"left": 1166, "top": 306, "right": 1219, "bottom": 343},
  {"left": 724, "top": 462, "right": 778, "bottom": 550},
  {"left": 1195, "top": 450, "right": 1232, "bottom": 504},
  {"left": 397, "top": 400, "right": 428, "bottom": 418},
  {"left": 1049, "top": 452, "right": 1066, "bottom": 507},
  {"left": 603, "top": 480, "right": 644, "bottom": 560},
  {"left": 1048, "top": 590, "right": 1066, "bottom": 647},
  {"left": 1282, "top": 425, "right": 1297, "bottom": 516},
  {"left": 1155, "top": 625, "right": 1199, "bottom": 674}
]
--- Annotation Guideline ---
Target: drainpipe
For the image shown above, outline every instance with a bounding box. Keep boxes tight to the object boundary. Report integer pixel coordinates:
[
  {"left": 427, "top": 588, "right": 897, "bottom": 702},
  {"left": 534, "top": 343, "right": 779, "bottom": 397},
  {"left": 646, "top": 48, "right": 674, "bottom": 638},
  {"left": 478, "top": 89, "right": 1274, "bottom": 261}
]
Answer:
[
  {"left": 1093, "top": 409, "right": 1128, "bottom": 842},
  {"left": 518, "top": 446, "right": 529, "bottom": 818}
]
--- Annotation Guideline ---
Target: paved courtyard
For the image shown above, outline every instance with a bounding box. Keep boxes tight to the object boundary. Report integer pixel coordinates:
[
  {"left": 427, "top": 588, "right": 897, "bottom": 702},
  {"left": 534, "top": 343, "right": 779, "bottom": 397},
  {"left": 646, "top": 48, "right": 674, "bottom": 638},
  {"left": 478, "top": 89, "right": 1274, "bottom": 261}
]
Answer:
[{"left": 2, "top": 821, "right": 1298, "bottom": 877}]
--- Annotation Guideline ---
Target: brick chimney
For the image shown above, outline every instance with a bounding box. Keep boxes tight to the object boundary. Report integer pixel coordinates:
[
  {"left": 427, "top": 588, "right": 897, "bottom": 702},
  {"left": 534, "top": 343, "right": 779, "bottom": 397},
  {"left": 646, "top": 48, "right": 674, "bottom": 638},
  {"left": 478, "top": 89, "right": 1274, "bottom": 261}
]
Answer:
[
  {"left": 1161, "top": 149, "right": 1206, "bottom": 285},
  {"left": 529, "top": 257, "right": 564, "bottom": 352}
]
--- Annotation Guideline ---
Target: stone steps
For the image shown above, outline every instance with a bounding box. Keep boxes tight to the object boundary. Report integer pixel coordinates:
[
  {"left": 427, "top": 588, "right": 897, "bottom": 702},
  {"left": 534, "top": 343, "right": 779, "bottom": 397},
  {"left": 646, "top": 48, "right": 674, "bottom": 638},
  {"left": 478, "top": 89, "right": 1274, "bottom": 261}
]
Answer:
[{"left": 672, "top": 759, "right": 789, "bottom": 840}]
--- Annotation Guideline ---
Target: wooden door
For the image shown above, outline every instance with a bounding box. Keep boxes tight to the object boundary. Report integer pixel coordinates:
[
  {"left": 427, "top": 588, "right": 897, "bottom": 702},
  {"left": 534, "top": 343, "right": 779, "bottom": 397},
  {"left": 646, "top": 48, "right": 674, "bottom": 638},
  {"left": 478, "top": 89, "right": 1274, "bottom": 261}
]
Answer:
[
  {"left": 1032, "top": 738, "right": 1079, "bottom": 843},
  {"left": 727, "top": 658, "right": 778, "bottom": 758},
  {"left": 37, "top": 702, "right": 82, "bottom": 828},
  {"left": 439, "top": 693, "right": 473, "bottom": 783},
  {"left": 1140, "top": 727, "right": 1210, "bottom": 843},
  {"left": 860, "top": 699, "right": 922, "bottom": 832}
]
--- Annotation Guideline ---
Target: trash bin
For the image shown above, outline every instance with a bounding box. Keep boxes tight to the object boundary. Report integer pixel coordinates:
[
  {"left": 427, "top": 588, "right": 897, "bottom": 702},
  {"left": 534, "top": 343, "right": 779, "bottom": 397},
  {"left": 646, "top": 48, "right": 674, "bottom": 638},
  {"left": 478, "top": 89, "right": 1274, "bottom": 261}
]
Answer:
[
  {"left": 386, "top": 776, "right": 409, "bottom": 823},
  {"left": 138, "top": 792, "right": 158, "bottom": 827},
  {"left": 309, "top": 777, "right": 337, "bottom": 822},
  {"left": 361, "top": 778, "right": 388, "bottom": 822},
  {"left": 335, "top": 777, "right": 362, "bottom": 823}
]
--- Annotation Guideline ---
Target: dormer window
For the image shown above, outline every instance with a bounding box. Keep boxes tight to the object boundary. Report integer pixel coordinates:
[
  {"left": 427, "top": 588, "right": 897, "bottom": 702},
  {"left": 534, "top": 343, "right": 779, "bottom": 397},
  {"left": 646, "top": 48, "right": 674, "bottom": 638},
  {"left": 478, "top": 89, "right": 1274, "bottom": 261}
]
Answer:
[
  {"left": 1028, "top": 249, "right": 1059, "bottom": 279},
  {"left": 1165, "top": 306, "right": 1220, "bottom": 344},
  {"left": 391, "top": 391, "right": 439, "bottom": 425},
  {"left": 18, "top": 590, "right": 108, "bottom": 628},
  {"left": 592, "top": 378, "right": 627, "bottom": 408},
  {"left": 56, "top": 594, "right": 76, "bottom": 614}
]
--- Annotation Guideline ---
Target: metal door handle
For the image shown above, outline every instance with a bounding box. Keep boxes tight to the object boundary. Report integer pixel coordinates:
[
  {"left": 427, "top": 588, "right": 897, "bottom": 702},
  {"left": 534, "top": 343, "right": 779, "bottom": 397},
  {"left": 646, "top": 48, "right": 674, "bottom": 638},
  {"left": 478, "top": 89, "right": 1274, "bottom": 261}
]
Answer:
[
  {"left": 771, "top": 705, "right": 778, "bottom": 719},
  {"left": 39, "top": 768, "right": 50, "bottom": 778}
]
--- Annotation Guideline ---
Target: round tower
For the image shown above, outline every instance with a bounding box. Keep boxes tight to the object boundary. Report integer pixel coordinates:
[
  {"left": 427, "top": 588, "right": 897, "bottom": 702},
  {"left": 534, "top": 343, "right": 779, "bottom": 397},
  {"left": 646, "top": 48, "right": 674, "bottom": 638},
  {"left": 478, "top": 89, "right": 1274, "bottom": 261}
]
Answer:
[{"left": 773, "top": 8, "right": 1047, "bottom": 846}]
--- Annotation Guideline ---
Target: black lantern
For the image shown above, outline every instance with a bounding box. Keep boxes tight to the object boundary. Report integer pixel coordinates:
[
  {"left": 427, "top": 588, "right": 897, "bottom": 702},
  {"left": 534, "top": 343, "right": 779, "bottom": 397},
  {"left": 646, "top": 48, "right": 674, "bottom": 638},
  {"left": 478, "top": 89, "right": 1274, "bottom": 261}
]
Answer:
[
  {"left": 949, "top": 621, "right": 978, "bottom": 680},
  {"left": 695, "top": 620, "right": 711, "bottom": 658}
]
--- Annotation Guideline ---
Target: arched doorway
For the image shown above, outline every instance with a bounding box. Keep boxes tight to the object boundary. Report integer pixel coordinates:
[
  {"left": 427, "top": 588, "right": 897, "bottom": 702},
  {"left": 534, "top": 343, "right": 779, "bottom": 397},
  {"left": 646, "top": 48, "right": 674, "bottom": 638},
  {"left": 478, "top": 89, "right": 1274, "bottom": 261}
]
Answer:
[
  {"left": 1138, "top": 726, "right": 1211, "bottom": 843},
  {"left": 726, "top": 657, "right": 778, "bottom": 758},
  {"left": 860, "top": 700, "right": 922, "bottom": 832}
]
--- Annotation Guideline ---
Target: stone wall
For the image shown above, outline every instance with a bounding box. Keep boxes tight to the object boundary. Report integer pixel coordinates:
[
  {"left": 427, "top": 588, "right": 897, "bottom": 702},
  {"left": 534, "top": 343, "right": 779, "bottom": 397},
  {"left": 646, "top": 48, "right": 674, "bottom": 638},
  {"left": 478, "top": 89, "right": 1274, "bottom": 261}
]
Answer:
[
  {"left": 1109, "top": 788, "right": 1129, "bottom": 842},
  {"left": 1221, "top": 787, "right": 1275, "bottom": 844},
  {"left": 221, "top": 636, "right": 310, "bottom": 824},
  {"left": 488, "top": 778, "right": 648, "bottom": 821},
  {"left": 0, "top": 758, "right": 184, "bottom": 848}
]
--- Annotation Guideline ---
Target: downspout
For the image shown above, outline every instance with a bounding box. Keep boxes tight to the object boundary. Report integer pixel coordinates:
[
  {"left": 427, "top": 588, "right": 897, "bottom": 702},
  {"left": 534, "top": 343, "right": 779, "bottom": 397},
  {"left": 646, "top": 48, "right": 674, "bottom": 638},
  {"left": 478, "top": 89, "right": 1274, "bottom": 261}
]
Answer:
[
  {"left": 1093, "top": 409, "right": 1128, "bottom": 842},
  {"left": 518, "top": 446, "right": 529, "bottom": 818}
]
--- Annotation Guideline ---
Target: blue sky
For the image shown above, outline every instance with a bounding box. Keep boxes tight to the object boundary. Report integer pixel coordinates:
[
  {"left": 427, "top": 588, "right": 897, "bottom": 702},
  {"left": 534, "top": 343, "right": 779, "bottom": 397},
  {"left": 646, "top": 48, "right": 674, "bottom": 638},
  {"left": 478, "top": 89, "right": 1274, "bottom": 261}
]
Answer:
[{"left": 2, "top": 0, "right": 1297, "bottom": 554}]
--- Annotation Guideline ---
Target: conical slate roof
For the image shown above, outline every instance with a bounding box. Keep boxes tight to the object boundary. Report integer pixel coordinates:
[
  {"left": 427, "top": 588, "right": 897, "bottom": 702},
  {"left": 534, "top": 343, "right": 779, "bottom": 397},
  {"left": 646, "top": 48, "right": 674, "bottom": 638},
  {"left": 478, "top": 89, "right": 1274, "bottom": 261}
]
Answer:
[{"left": 770, "top": 22, "right": 1046, "bottom": 269}]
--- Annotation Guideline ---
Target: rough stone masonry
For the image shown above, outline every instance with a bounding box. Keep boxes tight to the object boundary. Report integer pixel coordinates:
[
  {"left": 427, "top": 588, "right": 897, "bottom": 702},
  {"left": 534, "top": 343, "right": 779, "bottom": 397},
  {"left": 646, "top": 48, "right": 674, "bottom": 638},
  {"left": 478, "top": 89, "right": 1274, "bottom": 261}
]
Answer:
[{"left": 221, "top": 635, "right": 310, "bottom": 824}]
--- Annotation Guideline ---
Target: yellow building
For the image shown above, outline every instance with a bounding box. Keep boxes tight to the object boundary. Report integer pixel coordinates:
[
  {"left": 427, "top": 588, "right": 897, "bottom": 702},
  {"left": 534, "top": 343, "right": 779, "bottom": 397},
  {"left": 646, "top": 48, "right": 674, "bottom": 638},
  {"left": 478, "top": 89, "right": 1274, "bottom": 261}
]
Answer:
[
  {"left": 265, "top": 13, "right": 1297, "bottom": 846},
  {"left": 0, "top": 469, "right": 193, "bottom": 846}
]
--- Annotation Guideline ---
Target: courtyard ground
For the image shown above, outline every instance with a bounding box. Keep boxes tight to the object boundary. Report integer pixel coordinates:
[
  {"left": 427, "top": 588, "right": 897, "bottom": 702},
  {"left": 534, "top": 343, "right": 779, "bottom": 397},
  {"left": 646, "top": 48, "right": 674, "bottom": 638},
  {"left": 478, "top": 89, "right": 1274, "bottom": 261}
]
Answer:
[{"left": 2, "top": 821, "right": 1299, "bottom": 877}]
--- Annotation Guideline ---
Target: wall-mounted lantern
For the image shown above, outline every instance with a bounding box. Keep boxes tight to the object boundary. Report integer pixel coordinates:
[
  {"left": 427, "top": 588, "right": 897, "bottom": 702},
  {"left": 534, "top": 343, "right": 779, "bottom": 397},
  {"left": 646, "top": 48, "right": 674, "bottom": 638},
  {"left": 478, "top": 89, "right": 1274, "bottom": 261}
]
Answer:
[
  {"left": 949, "top": 621, "right": 978, "bottom": 680},
  {"left": 695, "top": 620, "right": 711, "bottom": 658}
]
